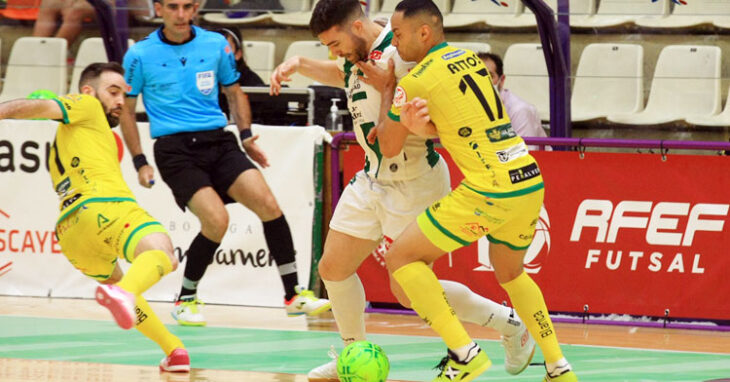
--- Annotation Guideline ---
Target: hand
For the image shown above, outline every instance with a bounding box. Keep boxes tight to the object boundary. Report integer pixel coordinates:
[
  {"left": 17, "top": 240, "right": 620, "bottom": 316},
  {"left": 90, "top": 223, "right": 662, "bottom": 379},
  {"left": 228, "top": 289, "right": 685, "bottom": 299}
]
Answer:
[
  {"left": 270, "top": 56, "right": 299, "bottom": 96},
  {"left": 401, "top": 98, "right": 433, "bottom": 135},
  {"left": 355, "top": 58, "right": 396, "bottom": 94},
  {"left": 366, "top": 125, "right": 378, "bottom": 145},
  {"left": 242, "top": 135, "right": 270, "bottom": 168},
  {"left": 137, "top": 165, "right": 155, "bottom": 188}
]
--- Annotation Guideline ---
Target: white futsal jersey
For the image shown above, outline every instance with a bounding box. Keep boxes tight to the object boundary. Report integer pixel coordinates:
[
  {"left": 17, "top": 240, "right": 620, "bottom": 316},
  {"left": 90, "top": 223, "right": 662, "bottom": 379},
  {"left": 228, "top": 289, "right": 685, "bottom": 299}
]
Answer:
[{"left": 339, "top": 23, "right": 441, "bottom": 181}]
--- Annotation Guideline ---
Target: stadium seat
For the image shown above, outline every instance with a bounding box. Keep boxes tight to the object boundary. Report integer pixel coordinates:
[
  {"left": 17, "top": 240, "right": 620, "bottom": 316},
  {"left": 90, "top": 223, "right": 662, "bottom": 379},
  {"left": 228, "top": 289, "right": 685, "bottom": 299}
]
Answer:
[
  {"left": 443, "top": 0, "right": 524, "bottom": 29},
  {"left": 70, "top": 38, "right": 136, "bottom": 93},
  {"left": 503, "top": 43, "right": 549, "bottom": 121},
  {"left": 571, "top": 0, "right": 669, "bottom": 29},
  {"left": 203, "top": 0, "right": 306, "bottom": 26},
  {"left": 376, "top": 0, "right": 449, "bottom": 23},
  {"left": 271, "top": 0, "right": 317, "bottom": 26},
  {"left": 449, "top": 42, "right": 491, "bottom": 54},
  {"left": 686, "top": 85, "right": 730, "bottom": 126},
  {"left": 0, "top": 37, "right": 67, "bottom": 103},
  {"left": 571, "top": 43, "right": 644, "bottom": 122},
  {"left": 0, "top": 0, "right": 40, "bottom": 20},
  {"left": 636, "top": 0, "right": 728, "bottom": 29},
  {"left": 282, "top": 41, "right": 330, "bottom": 88},
  {"left": 242, "top": 41, "right": 276, "bottom": 83},
  {"left": 607, "top": 45, "right": 722, "bottom": 125}
]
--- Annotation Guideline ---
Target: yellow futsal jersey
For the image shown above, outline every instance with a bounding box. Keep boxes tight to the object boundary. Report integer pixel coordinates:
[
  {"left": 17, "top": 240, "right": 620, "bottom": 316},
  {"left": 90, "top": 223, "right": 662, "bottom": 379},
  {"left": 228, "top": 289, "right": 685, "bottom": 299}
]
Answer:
[
  {"left": 49, "top": 94, "right": 135, "bottom": 222},
  {"left": 389, "top": 43, "right": 543, "bottom": 196}
]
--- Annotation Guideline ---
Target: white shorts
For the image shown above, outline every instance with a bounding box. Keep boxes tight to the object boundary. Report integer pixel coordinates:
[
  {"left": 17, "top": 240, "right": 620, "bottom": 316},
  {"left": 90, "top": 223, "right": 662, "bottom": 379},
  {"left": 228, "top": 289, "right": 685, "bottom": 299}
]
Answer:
[{"left": 330, "top": 157, "right": 450, "bottom": 241}]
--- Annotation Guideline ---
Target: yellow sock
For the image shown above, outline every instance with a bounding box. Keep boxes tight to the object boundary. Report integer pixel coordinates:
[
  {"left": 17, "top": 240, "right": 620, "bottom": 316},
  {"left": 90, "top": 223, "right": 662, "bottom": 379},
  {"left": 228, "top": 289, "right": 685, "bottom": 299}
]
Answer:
[
  {"left": 501, "top": 271, "right": 564, "bottom": 364},
  {"left": 117, "top": 250, "right": 172, "bottom": 295},
  {"left": 135, "top": 295, "right": 184, "bottom": 355},
  {"left": 392, "top": 262, "right": 472, "bottom": 350}
]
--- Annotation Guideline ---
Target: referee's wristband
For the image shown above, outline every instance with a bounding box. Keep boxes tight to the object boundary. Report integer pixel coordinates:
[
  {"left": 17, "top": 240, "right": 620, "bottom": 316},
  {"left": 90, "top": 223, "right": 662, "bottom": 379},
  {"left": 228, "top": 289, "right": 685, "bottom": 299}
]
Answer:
[
  {"left": 132, "top": 154, "right": 149, "bottom": 171},
  {"left": 239, "top": 129, "right": 252, "bottom": 141}
]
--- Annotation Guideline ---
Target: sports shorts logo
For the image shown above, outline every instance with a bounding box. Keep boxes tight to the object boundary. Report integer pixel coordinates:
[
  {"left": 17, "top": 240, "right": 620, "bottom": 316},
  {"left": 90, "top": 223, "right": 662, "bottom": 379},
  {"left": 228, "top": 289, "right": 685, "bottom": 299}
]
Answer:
[
  {"left": 509, "top": 163, "right": 540, "bottom": 184},
  {"left": 196, "top": 71, "right": 215, "bottom": 96}
]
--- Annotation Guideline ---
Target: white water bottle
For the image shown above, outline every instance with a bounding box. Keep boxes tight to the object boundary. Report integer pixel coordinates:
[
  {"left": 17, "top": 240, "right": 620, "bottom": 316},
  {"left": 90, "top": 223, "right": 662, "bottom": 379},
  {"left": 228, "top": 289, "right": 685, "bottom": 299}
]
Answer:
[{"left": 326, "top": 98, "right": 343, "bottom": 131}]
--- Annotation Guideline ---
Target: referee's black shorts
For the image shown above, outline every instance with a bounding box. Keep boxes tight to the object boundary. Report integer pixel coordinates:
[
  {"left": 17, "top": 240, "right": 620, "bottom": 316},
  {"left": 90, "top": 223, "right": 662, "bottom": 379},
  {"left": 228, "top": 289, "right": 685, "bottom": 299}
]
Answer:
[{"left": 153, "top": 128, "right": 257, "bottom": 211}]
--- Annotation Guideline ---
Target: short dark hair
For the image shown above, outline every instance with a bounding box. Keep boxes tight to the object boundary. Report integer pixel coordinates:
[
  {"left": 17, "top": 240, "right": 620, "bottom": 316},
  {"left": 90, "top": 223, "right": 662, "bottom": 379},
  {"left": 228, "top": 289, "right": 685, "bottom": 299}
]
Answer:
[
  {"left": 309, "top": 0, "right": 363, "bottom": 36},
  {"left": 394, "top": 0, "right": 443, "bottom": 26},
  {"left": 78, "top": 62, "right": 125, "bottom": 89},
  {"left": 478, "top": 52, "right": 503, "bottom": 77}
]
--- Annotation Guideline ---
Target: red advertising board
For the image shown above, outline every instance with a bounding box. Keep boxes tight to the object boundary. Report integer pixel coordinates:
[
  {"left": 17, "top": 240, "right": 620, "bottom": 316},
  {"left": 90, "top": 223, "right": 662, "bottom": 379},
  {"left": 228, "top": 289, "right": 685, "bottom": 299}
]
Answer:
[{"left": 343, "top": 145, "right": 730, "bottom": 320}]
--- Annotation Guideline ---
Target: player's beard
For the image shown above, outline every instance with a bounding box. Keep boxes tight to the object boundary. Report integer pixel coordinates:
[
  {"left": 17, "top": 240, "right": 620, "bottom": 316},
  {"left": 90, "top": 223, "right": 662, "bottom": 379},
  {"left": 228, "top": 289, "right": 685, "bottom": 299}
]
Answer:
[
  {"left": 106, "top": 113, "right": 119, "bottom": 127},
  {"left": 350, "top": 34, "right": 369, "bottom": 63}
]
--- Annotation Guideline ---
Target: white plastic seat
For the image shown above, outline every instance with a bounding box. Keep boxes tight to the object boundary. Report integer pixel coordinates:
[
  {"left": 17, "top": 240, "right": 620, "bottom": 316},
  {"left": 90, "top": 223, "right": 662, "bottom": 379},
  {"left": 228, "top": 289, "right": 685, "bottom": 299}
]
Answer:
[
  {"left": 443, "top": 0, "right": 528, "bottom": 29},
  {"left": 271, "top": 0, "right": 317, "bottom": 27},
  {"left": 636, "top": 0, "right": 729, "bottom": 29},
  {"left": 571, "top": 0, "right": 669, "bottom": 29},
  {"left": 242, "top": 40, "right": 275, "bottom": 83},
  {"left": 376, "top": 0, "right": 449, "bottom": 23},
  {"left": 571, "top": 43, "right": 644, "bottom": 122},
  {"left": 0, "top": 37, "right": 67, "bottom": 103},
  {"left": 503, "top": 43, "right": 549, "bottom": 121},
  {"left": 203, "top": 0, "right": 308, "bottom": 26},
  {"left": 282, "top": 41, "right": 330, "bottom": 88},
  {"left": 450, "top": 42, "right": 491, "bottom": 54},
  {"left": 70, "top": 37, "right": 136, "bottom": 93},
  {"left": 608, "top": 45, "right": 722, "bottom": 125},
  {"left": 685, "top": 85, "right": 730, "bottom": 126}
]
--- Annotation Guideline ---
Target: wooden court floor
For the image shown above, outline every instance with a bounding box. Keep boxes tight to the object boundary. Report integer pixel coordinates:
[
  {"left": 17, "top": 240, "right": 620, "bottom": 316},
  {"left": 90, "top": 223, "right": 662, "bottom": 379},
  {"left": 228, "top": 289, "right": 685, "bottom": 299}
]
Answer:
[{"left": 1, "top": 296, "right": 729, "bottom": 381}]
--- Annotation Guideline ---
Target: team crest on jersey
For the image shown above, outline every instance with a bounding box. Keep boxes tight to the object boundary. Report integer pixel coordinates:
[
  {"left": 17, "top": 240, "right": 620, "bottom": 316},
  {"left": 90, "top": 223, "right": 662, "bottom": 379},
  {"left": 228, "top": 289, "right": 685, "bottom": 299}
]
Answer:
[
  {"left": 393, "top": 86, "right": 407, "bottom": 107},
  {"left": 196, "top": 70, "right": 215, "bottom": 95},
  {"left": 458, "top": 127, "right": 472, "bottom": 137},
  {"left": 369, "top": 50, "right": 383, "bottom": 61}
]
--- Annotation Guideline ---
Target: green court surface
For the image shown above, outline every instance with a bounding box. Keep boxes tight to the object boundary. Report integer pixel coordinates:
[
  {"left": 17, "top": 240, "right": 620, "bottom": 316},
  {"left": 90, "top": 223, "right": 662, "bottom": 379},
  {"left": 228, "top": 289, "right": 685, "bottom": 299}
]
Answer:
[{"left": 0, "top": 316, "right": 728, "bottom": 381}]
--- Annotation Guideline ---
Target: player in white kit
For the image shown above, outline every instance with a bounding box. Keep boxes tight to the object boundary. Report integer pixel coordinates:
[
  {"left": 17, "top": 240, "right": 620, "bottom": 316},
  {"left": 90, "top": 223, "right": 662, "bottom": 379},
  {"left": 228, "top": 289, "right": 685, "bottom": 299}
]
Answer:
[{"left": 270, "top": 1, "right": 536, "bottom": 379}]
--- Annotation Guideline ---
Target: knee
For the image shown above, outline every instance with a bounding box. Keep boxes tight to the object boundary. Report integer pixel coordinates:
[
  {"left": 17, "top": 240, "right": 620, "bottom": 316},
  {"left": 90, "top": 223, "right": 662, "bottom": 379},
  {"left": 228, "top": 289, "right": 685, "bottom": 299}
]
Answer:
[
  {"left": 200, "top": 211, "right": 229, "bottom": 241},
  {"left": 317, "top": 254, "right": 350, "bottom": 282},
  {"left": 494, "top": 264, "right": 525, "bottom": 285},
  {"left": 257, "top": 194, "right": 282, "bottom": 221},
  {"left": 101, "top": 274, "right": 121, "bottom": 285},
  {"left": 167, "top": 250, "right": 179, "bottom": 271}
]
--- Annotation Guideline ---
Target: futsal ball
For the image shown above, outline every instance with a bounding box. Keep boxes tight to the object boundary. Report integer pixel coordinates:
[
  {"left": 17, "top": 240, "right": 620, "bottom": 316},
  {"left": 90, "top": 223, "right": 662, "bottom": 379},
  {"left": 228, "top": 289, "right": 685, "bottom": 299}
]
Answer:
[
  {"left": 337, "top": 341, "right": 390, "bottom": 382},
  {"left": 27, "top": 89, "right": 58, "bottom": 100}
]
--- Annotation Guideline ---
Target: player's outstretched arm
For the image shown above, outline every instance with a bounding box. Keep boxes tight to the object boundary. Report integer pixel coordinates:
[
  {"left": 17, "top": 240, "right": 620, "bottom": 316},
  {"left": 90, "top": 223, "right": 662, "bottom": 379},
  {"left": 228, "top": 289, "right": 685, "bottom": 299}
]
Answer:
[
  {"left": 270, "top": 56, "right": 343, "bottom": 95},
  {"left": 0, "top": 99, "right": 63, "bottom": 121},
  {"left": 119, "top": 97, "right": 155, "bottom": 188}
]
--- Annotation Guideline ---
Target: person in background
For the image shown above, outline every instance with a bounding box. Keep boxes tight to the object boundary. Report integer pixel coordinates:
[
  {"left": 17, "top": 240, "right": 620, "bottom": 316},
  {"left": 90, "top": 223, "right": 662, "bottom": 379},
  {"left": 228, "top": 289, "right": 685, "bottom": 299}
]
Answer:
[{"left": 478, "top": 52, "right": 549, "bottom": 151}]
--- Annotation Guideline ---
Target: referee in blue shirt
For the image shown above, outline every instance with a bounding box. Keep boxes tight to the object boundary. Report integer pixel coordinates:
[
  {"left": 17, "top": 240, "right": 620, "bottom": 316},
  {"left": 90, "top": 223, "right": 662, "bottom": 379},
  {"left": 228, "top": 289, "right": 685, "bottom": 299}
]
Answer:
[{"left": 119, "top": 0, "right": 330, "bottom": 326}]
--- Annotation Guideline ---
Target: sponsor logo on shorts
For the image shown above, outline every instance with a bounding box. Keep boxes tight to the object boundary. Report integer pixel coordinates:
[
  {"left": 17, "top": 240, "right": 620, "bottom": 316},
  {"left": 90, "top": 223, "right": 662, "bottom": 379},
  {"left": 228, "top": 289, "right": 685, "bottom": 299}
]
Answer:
[
  {"left": 460, "top": 222, "right": 488, "bottom": 238},
  {"left": 496, "top": 143, "right": 528, "bottom": 163},
  {"left": 509, "top": 163, "right": 541, "bottom": 184}
]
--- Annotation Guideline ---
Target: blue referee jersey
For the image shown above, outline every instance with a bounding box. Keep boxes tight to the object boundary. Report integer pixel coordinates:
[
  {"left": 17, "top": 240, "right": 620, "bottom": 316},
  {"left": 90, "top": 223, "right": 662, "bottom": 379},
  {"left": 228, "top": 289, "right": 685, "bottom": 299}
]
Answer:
[{"left": 123, "top": 26, "right": 240, "bottom": 138}]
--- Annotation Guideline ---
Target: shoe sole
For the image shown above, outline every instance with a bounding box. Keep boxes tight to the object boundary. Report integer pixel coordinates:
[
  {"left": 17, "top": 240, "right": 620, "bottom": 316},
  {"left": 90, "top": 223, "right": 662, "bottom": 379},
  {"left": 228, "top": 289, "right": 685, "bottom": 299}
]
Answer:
[
  {"left": 507, "top": 344, "right": 536, "bottom": 375},
  {"left": 461, "top": 358, "right": 492, "bottom": 382},
  {"left": 159, "top": 364, "right": 191, "bottom": 373},
  {"left": 305, "top": 302, "right": 332, "bottom": 316},
  {"left": 95, "top": 286, "right": 134, "bottom": 330},
  {"left": 170, "top": 312, "right": 207, "bottom": 327}
]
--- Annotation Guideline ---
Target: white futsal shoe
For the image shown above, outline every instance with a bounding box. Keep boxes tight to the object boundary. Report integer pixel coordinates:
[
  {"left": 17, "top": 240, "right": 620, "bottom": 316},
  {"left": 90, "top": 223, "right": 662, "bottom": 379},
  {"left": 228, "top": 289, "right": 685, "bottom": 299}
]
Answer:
[
  {"left": 502, "top": 324, "right": 536, "bottom": 375},
  {"left": 307, "top": 346, "right": 339, "bottom": 382},
  {"left": 285, "top": 286, "right": 332, "bottom": 317},
  {"left": 171, "top": 297, "right": 206, "bottom": 326}
]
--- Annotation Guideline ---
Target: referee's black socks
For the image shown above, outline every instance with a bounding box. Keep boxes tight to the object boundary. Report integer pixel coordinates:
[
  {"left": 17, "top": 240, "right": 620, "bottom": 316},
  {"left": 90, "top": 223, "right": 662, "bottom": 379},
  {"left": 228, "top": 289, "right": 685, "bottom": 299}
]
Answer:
[
  {"left": 178, "top": 232, "right": 220, "bottom": 301},
  {"left": 263, "top": 215, "right": 299, "bottom": 301}
]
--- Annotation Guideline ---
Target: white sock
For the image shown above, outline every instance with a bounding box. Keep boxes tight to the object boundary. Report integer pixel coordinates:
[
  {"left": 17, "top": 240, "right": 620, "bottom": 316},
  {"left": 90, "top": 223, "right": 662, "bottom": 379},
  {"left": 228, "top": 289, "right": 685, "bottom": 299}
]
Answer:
[
  {"left": 452, "top": 342, "right": 479, "bottom": 363},
  {"left": 546, "top": 358, "right": 572, "bottom": 376},
  {"left": 323, "top": 274, "right": 367, "bottom": 346},
  {"left": 440, "top": 280, "right": 522, "bottom": 336}
]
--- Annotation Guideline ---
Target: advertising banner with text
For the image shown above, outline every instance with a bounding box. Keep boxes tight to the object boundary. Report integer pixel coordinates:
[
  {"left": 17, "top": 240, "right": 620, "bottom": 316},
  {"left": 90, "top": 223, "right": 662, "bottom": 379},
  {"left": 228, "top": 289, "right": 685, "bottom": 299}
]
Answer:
[
  {"left": 344, "top": 145, "right": 730, "bottom": 320},
  {"left": 0, "top": 120, "right": 326, "bottom": 307}
]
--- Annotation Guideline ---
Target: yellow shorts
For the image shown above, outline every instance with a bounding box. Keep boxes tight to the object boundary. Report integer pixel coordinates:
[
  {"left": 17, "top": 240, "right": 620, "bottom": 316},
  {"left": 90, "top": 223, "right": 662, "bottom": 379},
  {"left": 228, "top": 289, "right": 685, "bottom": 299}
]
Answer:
[
  {"left": 417, "top": 182, "right": 544, "bottom": 252},
  {"left": 55, "top": 200, "right": 168, "bottom": 281}
]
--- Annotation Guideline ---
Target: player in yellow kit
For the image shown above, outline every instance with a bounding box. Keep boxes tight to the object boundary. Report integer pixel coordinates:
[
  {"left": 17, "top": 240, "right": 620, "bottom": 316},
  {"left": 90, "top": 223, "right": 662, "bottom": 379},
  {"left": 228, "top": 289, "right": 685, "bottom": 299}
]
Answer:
[
  {"left": 360, "top": 1, "right": 577, "bottom": 381},
  {"left": 0, "top": 62, "right": 189, "bottom": 373}
]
